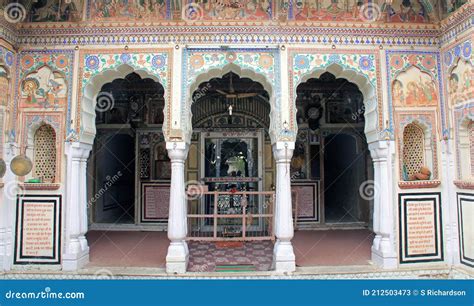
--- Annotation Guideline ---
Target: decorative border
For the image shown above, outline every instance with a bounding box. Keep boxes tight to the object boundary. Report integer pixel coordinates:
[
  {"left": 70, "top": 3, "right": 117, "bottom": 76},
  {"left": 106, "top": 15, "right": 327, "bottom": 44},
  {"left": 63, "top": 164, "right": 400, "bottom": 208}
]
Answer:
[
  {"left": 291, "top": 181, "right": 320, "bottom": 223},
  {"left": 14, "top": 194, "right": 62, "bottom": 265},
  {"left": 386, "top": 50, "right": 447, "bottom": 138},
  {"left": 398, "top": 192, "right": 443, "bottom": 264},
  {"left": 395, "top": 111, "right": 439, "bottom": 181},
  {"left": 76, "top": 48, "right": 173, "bottom": 140},
  {"left": 140, "top": 182, "right": 170, "bottom": 223},
  {"left": 287, "top": 48, "right": 382, "bottom": 137},
  {"left": 457, "top": 192, "right": 474, "bottom": 267}
]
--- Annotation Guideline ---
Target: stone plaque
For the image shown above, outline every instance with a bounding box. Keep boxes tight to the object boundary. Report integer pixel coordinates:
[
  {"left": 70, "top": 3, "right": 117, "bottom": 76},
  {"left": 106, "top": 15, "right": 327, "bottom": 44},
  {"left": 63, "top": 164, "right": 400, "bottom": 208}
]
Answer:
[
  {"left": 291, "top": 181, "right": 320, "bottom": 222},
  {"left": 15, "top": 195, "right": 61, "bottom": 264},
  {"left": 399, "top": 193, "right": 443, "bottom": 263},
  {"left": 457, "top": 193, "right": 474, "bottom": 267},
  {"left": 141, "top": 182, "right": 170, "bottom": 223}
]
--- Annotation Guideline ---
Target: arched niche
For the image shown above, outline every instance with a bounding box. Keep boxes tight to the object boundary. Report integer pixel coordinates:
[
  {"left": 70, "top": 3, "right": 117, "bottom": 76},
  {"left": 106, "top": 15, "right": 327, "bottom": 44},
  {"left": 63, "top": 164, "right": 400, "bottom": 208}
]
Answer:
[
  {"left": 294, "top": 62, "right": 379, "bottom": 144},
  {"left": 457, "top": 116, "right": 474, "bottom": 180},
  {"left": 448, "top": 57, "right": 474, "bottom": 106},
  {"left": 79, "top": 64, "right": 166, "bottom": 145},
  {"left": 392, "top": 65, "right": 439, "bottom": 108}
]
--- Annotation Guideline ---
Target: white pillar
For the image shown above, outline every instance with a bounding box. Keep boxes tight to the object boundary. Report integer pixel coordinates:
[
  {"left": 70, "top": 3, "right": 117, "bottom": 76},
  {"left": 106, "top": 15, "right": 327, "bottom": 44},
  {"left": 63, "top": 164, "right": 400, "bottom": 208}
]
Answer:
[
  {"left": 369, "top": 140, "right": 397, "bottom": 269},
  {"left": 62, "top": 142, "right": 91, "bottom": 271},
  {"left": 0, "top": 142, "right": 17, "bottom": 271},
  {"left": 166, "top": 141, "right": 189, "bottom": 274},
  {"left": 272, "top": 141, "right": 296, "bottom": 273},
  {"left": 441, "top": 139, "right": 459, "bottom": 265}
]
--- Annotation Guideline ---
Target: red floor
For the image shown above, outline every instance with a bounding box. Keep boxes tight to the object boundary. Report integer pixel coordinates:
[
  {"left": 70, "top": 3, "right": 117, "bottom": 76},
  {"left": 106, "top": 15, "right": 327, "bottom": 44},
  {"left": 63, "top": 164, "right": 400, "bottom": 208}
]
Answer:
[
  {"left": 294, "top": 230, "right": 374, "bottom": 266},
  {"left": 87, "top": 229, "right": 373, "bottom": 269}
]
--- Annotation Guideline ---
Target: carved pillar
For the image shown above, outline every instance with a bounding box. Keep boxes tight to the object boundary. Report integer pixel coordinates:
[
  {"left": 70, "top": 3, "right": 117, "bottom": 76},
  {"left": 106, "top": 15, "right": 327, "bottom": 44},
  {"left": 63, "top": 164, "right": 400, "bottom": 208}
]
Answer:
[
  {"left": 272, "top": 141, "right": 296, "bottom": 273},
  {"left": 369, "top": 140, "right": 397, "bottom": 269},
  {"left": 62, "top": 142, "right": 91, "bottom": 271},
  {"left": 166, "top": 141, "right": 189, "bottom": 274}
]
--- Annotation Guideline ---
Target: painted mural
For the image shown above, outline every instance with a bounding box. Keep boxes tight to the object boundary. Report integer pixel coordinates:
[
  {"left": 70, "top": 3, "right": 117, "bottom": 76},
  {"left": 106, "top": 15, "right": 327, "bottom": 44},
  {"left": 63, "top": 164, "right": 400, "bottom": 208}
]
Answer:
[
  {"left": 184, "top": 0, "right": 273, "bottom": 20},
  {"left": 282, "top": 0, "right": 436, "bottom": 22},
  {"left": 392, "top": 66, "right": 438, "bottom": 107},
  {"left": 17, "top": 51, "right": 73, "bottom": 111},
  {"left": 445, "top": 40, "right": 473, "bottom": 106},
  {"left": 389, "top": 53, "right": 440, "bottom": 108},
  {"left": 88, "top": 0, "right": 168, "bottom": 21},
  {"left": 0, "top": 66, "right": 8, "bottom": 106},
  {"left": 29, "top": 0, "right": 83, "bottom": 22},
  {"left": 449, "top": 60, "right": 474, "bottom": 105},
  {"left": 20, "top": 66, "right": 67, "bottom": 109}
]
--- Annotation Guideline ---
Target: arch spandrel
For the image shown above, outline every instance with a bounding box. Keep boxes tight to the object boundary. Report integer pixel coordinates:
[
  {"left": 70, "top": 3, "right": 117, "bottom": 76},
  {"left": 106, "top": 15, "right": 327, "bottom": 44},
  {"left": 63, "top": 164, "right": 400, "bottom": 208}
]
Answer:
[
  {"left": 76, "top": 50, "right": 172, "bottom": 144},
  {"left": 182, "top": 48, "right": 283, "bottom": 144},
  {"left": 290, "top": 51, "right": 381, "bottom": 143}
]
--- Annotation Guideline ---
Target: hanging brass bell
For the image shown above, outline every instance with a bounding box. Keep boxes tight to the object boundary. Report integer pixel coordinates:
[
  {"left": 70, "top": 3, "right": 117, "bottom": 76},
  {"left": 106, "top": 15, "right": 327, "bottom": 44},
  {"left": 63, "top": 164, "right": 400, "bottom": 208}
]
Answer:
[{"left": 10, "top": 155, "right": 33, "bottom": 177}]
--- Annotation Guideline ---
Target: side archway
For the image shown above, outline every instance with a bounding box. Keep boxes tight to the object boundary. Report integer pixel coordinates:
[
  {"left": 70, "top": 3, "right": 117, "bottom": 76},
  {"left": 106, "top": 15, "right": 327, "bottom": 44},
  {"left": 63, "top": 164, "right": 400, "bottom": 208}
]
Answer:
[
  {"left": 79, "top": 64, "right": 166, "bottom": 144},
  {"left": 294, "top": 62, "right": 379, "bottom": 143}
]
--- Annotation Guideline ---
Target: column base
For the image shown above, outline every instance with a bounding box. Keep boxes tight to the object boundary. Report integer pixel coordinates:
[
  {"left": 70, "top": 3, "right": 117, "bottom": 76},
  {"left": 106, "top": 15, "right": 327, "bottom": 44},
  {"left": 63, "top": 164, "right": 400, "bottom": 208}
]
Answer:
[
  {"left": 62, "top": 250, "right": 89, "bottom": 271},
  {"left": 371, "top": 248, "right": 397, "bottom": 269},
  {"left": 166, "top": 241, "right": 189, "bottom": 274},
  {"left": 273, "top": 240, "right": 296, "bottom": 273}
]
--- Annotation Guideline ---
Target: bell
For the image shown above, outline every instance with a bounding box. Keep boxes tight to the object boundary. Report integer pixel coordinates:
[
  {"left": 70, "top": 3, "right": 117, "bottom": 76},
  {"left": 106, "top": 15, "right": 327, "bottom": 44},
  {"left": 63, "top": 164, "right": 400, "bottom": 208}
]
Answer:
[
  {"left": 10, "top": 155, "right": 33, "bottom": 177},
  {"left": 0, "top": 159, "right": 6, "bottom": 178}
]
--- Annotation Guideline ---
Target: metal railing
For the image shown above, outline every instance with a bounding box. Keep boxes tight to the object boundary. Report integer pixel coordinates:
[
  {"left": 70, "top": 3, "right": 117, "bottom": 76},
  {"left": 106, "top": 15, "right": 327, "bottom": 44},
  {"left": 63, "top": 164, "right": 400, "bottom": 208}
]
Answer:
[{"left": 187, "top": 191, "right": 275, "bottom": 241}]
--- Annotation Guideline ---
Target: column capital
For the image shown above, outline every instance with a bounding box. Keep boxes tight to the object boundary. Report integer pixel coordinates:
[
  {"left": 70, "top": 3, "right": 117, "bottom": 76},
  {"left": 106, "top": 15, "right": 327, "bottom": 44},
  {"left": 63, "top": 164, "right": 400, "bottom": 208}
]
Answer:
[
  {"left": 368, "top": 140, "right": 393, "bottom": 161},
  {"left": 166, "top": 141, "right": 189, "bottom": 161},
  {"left": 272, "top": 141, "right": 295, "bottom": 162},
  {"left": 65, "top": 142, "right": 92, "bottom": 160}
]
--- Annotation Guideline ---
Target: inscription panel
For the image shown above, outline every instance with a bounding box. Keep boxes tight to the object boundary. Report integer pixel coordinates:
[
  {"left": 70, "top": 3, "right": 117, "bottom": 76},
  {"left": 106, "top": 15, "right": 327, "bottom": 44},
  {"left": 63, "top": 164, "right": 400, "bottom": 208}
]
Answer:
[
  {"left": 291, "top": 181, "right": 320, "bottom": 222},
  {"left": 141, "top": 182, "right": 170, "bottom": 223},
  {"left": 399, "top": 193, "right": 443, "bottom": 264},
  {"left": 457, "top": 193, "right": 474, "bottom": 267},
  {"left": 14, "top": 195, "right": 61, "bottom": 264}
]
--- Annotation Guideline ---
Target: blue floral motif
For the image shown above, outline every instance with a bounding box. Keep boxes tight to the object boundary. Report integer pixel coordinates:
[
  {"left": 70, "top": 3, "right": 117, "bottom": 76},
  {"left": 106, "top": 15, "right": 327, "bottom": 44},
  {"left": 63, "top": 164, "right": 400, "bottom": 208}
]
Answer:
[
  {"left": 5, "top": 51, "right": 13, "bottom": 66},
  {"left": 359, "top": 56, "right": 373, "bottom": 71},
  {"left": 152, "top": 55, "right": 166, "bottom": 69},
  {"left": 328, "top": 54, "right": 341, "bottom": 64},
  {"left": 444, "top": 51, "right": 453, "bottom": 67},
  {"left": 294, "top": 55, "right": 310, "bottom": 70},
  {"left": 454, "top": 45, "right": 461, "bottom": 57},
  {"left": 120, "top": 53, "right": 131, "bottom": 63},
  {"left": 462, "top": 41, "right": 472, "bottom": 59},
  {"left": 85, "top": 55, "right": 100, "bottom": 70}
]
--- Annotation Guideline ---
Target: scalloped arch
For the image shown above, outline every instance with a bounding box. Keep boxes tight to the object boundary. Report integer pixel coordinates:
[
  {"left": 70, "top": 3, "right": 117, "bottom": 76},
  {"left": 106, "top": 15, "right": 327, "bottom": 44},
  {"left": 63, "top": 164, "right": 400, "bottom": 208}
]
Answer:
[
  {"left": 185, "top": 63, "right": 278, "bottom": 143},
  {"left": 79, "top": 64, "right": 166, "bottom": 145},
  {"left": 295, "top": 62, "right": 379, "bottom": 143}
]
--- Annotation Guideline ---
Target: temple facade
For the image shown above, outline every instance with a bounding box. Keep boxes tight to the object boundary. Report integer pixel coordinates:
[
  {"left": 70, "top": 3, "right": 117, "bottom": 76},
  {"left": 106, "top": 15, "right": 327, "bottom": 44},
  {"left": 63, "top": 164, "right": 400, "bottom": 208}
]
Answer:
[{"left": 0, "top": 0, "right": 472, "bottom": 276}]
